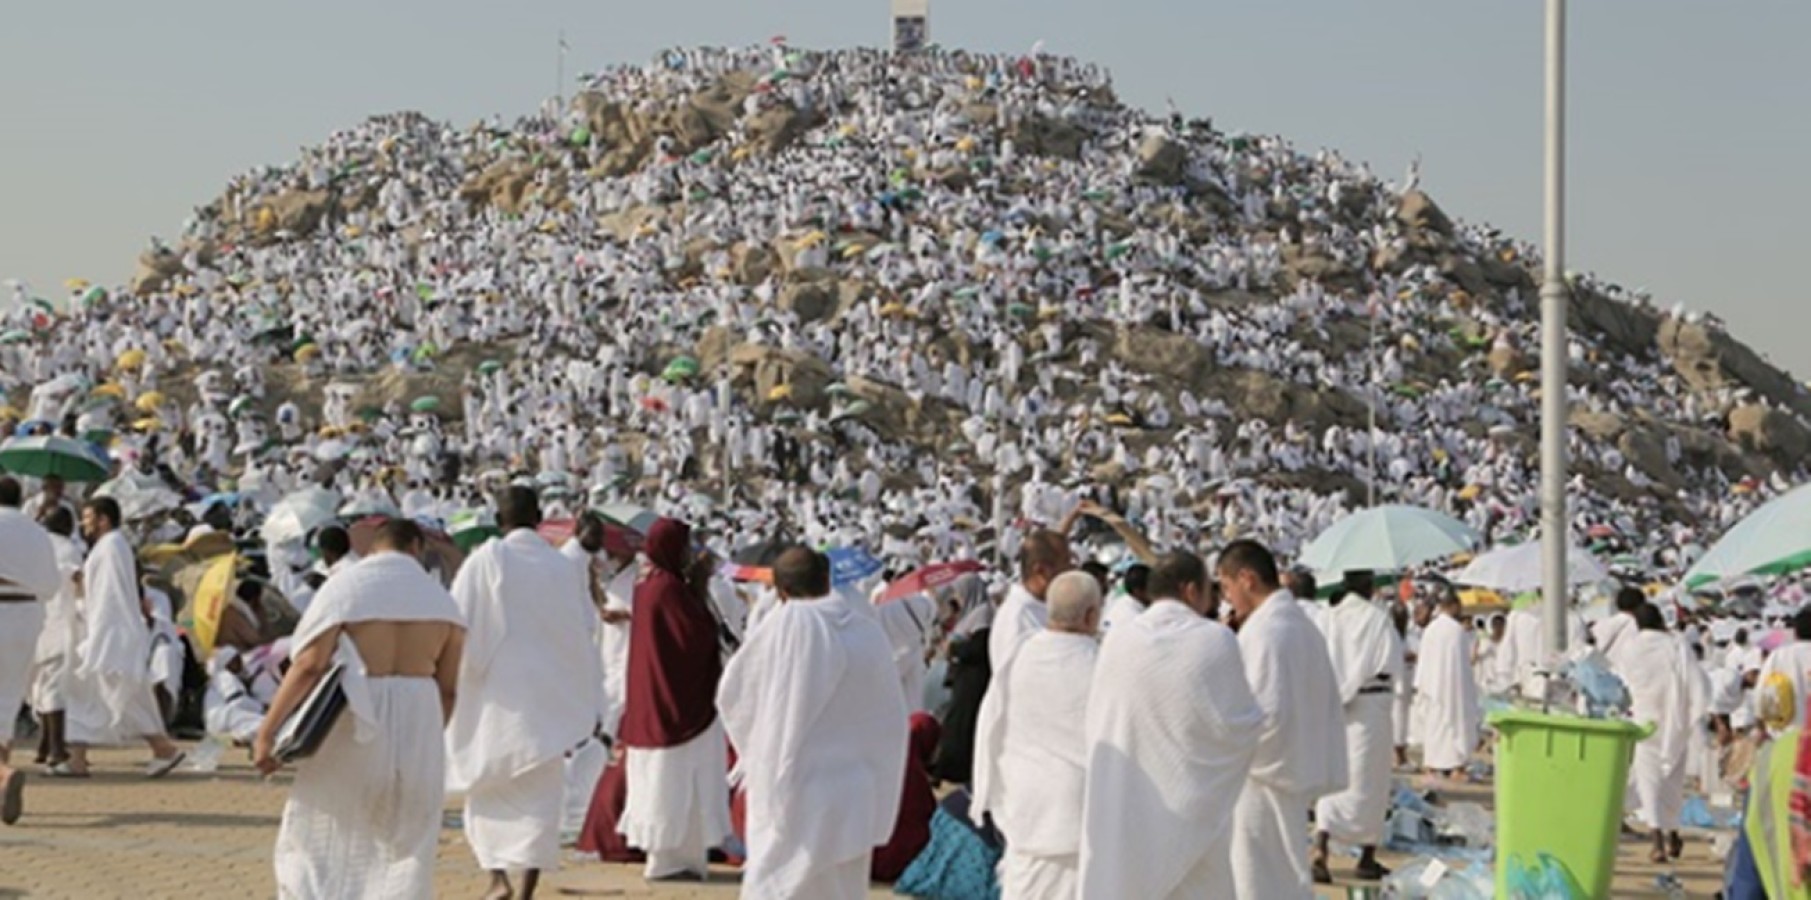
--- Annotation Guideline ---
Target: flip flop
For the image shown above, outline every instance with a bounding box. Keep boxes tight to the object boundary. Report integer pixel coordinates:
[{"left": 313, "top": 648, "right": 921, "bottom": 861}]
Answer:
[
  {"left": 1, "top": 771, "right": 24, "bottom": 825},
  {"left": 46, "top": 762, "right": 89, "bottom": 779},
  {"left": 146, "top": 752, "right": 186, "bottom": 779}
]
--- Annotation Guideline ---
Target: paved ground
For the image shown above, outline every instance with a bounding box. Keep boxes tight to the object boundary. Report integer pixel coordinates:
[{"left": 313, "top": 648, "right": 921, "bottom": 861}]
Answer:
[{"left": 0, "top": 744, "right": 1727, "bottom": 898}]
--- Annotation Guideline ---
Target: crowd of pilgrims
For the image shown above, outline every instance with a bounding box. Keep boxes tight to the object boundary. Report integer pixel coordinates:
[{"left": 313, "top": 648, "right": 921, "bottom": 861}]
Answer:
[{"left": 1, "top": 39, "right": 1806, "bottom": 899}]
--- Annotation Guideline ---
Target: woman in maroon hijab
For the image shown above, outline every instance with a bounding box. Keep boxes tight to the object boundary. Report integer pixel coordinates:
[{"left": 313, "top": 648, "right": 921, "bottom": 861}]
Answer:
[{"left": 606, "top": 517, "right": 733, "bottom": 880}]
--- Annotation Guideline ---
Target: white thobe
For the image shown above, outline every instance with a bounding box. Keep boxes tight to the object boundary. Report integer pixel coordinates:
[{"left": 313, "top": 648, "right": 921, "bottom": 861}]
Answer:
[
  {"left": 989, "top": 583, "right": 1048, "bottom": 670},
  {"left": 1413, "top": 613, "right": 1481, "bottom": 771},
  {"left": 1099, "top": 593, "right": 1143, "bottom": 633},
  {"left": 273, "top": 553, "right": 465, "bottom": 899},
  {"left": 1592, "top": 613, "right": 1636, "bottom": 670},
  {"left": 1233, "top": 591, "right": 1347, "bottom": 899},
  {"left": 874, "top": 592, "right": 936, "bottom": 713},
  {"left": 66, "top": 531, "right": 166, "bottom": 745},
  {"left": 29, "top": 534, "right": 85, "bottom": 713},
  {"left": 447, "top": 530, "right": 603, "bottom": 871},
  {"left": 1079, "top": 600, "right": 1263, "bottom": 899},
  {"left": 0, "top": 509, "right": 59, "bottom": 744},
  {"left": 974, "top": 630, "right": 1098, "bottom": 900},
  {"left": 1621, "top": 630, "right": 1707, "bottom": 831},
  {"left": 1313, "top": 595, "right": 1405, "bottom": 846},
  {"left": 718, "top": 592, "right": 908, "bottom": 900}
]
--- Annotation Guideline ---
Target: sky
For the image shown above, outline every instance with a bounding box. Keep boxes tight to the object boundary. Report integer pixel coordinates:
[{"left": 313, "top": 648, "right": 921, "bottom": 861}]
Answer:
[{"left": 2, "top": 1, "right": 1806, "bottom": 373}]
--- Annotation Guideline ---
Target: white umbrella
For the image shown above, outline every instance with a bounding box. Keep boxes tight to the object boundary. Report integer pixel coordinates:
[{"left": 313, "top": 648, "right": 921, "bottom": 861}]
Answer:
[
  {"left": 313, "top": 439, "right": 351, "bottom": 462},
  {"left": 1685, "top": 481, "right": 1811, "bottom": 589},
  {"left": 1297, "top": 505, "right": 1481, "bottom": 574},
  {"left": 260, "top": 487, "right": 342, "bottom": 546},
  {"left": 92, "top": 470, "right": 183, "bottom": 521},
  {"left": 1453, "top": 539, "right": 1608, "bottom": 593}
]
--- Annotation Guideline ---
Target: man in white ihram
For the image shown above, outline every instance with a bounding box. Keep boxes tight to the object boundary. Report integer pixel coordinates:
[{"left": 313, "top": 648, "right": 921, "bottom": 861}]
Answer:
[
  {"left": 973, "top": 570, "right": 1102, "bottom": 899},
  {"left": 1079, "top": 551, "right": 1264, "bottom": 898},
  {"left": 1218, "top": 539, "right": 1347, "bottom": 898},
  {"left": 719, "top": 546, "right": 909, "bottom": 898},
  {"left": 447, "top": 487, "right": 604, "bottom": 900},
  {"left": 990, "top": 529, "right": 1071, "bottom": 668},
  {"left": 0, "top": 477, "right": 60, "bottom": 825},
  {"left": 1309, "top": 570, "right": 1404, "bottom": 885},
  {"left": 1414, "top": 590, "right": 1482, "bottom": 781}
]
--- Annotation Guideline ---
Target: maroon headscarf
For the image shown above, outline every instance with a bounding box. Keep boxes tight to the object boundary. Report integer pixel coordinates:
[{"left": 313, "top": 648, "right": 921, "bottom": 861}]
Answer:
[
  {"left": 619, "top": 517, "right": 723, "bottom": 748},
  {"left": 872, "top": 712, "right": 943, "bottom": 882}
]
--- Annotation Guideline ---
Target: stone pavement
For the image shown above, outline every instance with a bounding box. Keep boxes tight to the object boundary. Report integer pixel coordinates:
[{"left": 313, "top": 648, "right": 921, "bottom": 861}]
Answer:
[{"left": 0, "top": 744, "right": 1727, "bottom": 898}]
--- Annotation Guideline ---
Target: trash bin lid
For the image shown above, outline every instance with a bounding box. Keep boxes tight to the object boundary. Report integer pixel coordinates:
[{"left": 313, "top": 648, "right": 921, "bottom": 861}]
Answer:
[{"left": 1487, "top": 708, "right": 1655, "bottom": 739}]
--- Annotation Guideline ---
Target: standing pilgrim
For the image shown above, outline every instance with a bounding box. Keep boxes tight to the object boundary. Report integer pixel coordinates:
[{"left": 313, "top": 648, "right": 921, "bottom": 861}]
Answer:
[
  {"left": 973, "top": 571, "right": 1103, "bottom": 899},
  {"left": 447, "top": 487, "right": 604, "bottom": 900},
  {"left": 1621, "top": 603, "right": 1707, "bottom": 864},
  {"left": 618, "top": 518, "right": 733, "bottom": 882},
  {"left": 0, "top": 477, "right": 59, "bottom": 825},
  {"left": 1079, "top": 551, "right": 1264, "bottom": 898},
  {"left": 29, "top": 508, "right": 84, "bottom": 771},
  {"left": 719, "top": 547, "right": 910, "bottom": 898},
  {"left": 1310, "top": 570, "right": 1404, "bottom": 884},
  {"left": 61, "top": 497, "right": 185, "bottom": 777},
  {"left": 256, "top": 519, "right": 466, "bottom": 900},
  {"left": 1218, "top": 540, "right": 1347, "bottom": 899},
  {"left": 1413, "top": 589, "right": 1482, "bottom": 780},
  {"left": 990, "top": 530, "right": 1071, "bottom": 669}
]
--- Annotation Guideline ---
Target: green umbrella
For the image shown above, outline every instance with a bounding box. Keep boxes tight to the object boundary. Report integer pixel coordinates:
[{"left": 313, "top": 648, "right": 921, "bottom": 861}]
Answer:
[
  {"left": 410, "top": 396, "right": 442, "bottom": 414},
  {"left": 0, "top": 330, "right": 30, "bottom": 344},
  {"left": 1297, "top": 505, "right": 1481, "bottom": 573},
  {"left": 477, "top": 360, "right": 503, "bottom": 376},
  {"left": 570, "top": 127, "right": 592, "bottom": 147},
  {"left": 81, "top": 286, "right": 107, "bottom": 306},
  {"left": 1007, "top": 302, "right": 1034, "bottom": 319},
  {"left": 826, "top": 382, "right": 852, "bottom": 397},
  {"left": 27, "top": 298, "right": 55, "bottom": 315},
  {"left": 774, "top": 410, "right": 802, "bottom": 425},
  {"left": 81, "top": 429, "right": 114, "bottom": 444},
  {"left": 356, "top": 406, "right": 384, "bottom": 422},
  {"left": 663, "top": 357, "right": 700, "bottom": 381},
  {"left": 1685, "top": 482, "right": 1811, "bottom": 588},
  {"left": 0, "top": 435, "right": 110, "bottom": 482}
]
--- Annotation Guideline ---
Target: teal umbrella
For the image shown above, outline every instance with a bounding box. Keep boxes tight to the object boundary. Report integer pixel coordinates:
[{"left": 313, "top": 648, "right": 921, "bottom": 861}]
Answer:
[
  {"left": 663, "top": 356, "right": 700, "bottom": 381},
  {"left": 0, "top": 330, "right": 31, "bottom": 345},
  {"left": 410, "top": 396, "right": 442, "bottom": 414},
  {"left": 0, "top": 435, "right": 110, "bottom": 482},
  {"left": 1685, "top": 482, "right": 1811, "bottom": 588},
  {"left": 477, "top": 360, "right": 503, "bottom": 376},
  {"left": 1297, "top": 505, "right": 1481, "bottom": 574}
]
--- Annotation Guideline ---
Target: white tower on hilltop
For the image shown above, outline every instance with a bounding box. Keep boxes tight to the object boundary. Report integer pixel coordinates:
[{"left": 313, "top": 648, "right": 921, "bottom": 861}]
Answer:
[{"left": 892, "top": 0, "right": 928, "bottom": 52}]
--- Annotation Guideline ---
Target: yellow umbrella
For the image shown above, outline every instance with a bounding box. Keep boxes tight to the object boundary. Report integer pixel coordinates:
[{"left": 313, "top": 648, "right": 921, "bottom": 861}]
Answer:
[
  {"left": 342, "top": 225, "right": 363, "bottom": 239},
  {"left": 877, "top": 302, "right": 908, "bottom": 318},
  {"left": 799, "top": 230, "right": 828, "bottom": 247},
  {"left": 132, "top": 416, "right": 163, "bottom": 432},
  {"left": 185, "top": 553, "right": 237, "bottom": 659},
  {"left": 319, "top": 425, "right": 343, "bottom": 438},
  {"left": 731, "top": 145, "right": 754, "bottom": 162},
  {"left": 1513, "top": 371, "right": 1538, "bottom": 383},
  {"left": 767, "top": 385, "right": 793, "bottom": 401},
  {"left": 91, "top": 382, "right": 126, "bottom": 400},
  {"left": 115, "top": 348, "right": 147, "bottom": 370},
  {"left": 135, "top": 391, "right": 166, "bottom": 412},
  {"left": 1457, "top": 483, "right": 1483, "bottom": 501},
  {"left": 841, "top": 244, "right": 867, "bottom": 259},
  {"left": 294, "top": 344, "right": 322, "bottom": 363},
  {"left": 64, "top": 277, "right": 90, "bottom": 291},
  {"left": 0, "top": 405, "right": 20, "bottom": 420},
  {"left": 955, "top": 135, "right": 977, "bottom": 153}
]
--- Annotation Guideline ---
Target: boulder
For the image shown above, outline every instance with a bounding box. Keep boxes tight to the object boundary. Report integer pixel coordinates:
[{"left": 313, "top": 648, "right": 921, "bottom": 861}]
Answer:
[
  {"left": 777, "top": 280, "right": 838, "bottom": 322},
  {"left": 1133, "top": 134, "right": 1187, "bottom": 186},
  {"left": 130, "top": 248, "right": 186, "bottom": 295},
  {"left": 1110, "top": 326, "right": 1210, "bottom": 388},
  {"left": 1617, "top": 428, "right": 1677, "bottom": 488},
  {"left": 694, "top": 326, "right": 735, "bottom": 373},
  {"left": 1569, "top": 409, "right": 1625, "bottom": 442},
  {"left": 1656, "top": 316, "right": 1725, "bottom": 393},
  {"left": 1487, "top": 344, "right": 1530, "bottom": 379},
  {"left": 1396, "top": 190, "right": 1454, "bottom": 237},
  {"left": 1006, "top": 114, "right": 1086, "bottom": 161},
  {"left": 460, "top": 160, "right": 536, "bottom": 214},
  {"left": 747, "top": 102, "right": 813, "bottom": 154},
  {"left": 1571, "top": 287, "right": 1659, "bottom": 358},
  {"left": 732, "top": 243, "right": 779, "bottom": 286},
  {"left": 1660, "top": 317, "right": 1811, "bottom": 422},
  {"left": 728, "top": 343, "right": 835, "bottom": 410},
  {"left": 1728, "top": 404, "right": 1811, "bottom": 463}
]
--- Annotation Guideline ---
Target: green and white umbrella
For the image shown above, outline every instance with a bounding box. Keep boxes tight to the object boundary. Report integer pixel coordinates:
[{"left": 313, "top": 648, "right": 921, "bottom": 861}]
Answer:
[
  {"left": 1297, "top": 505, "right": 1481, "bottom": 574},
  {"left": 0, "top": 435, "right": 110, "bottom": 482},
  {"left": 410, "top": 396, "right": 442, "bottom": 414},
  {"left": 1685, "top": 482, "right": 1811, "bottom": 588},
  {"left": 1453, "top": 538, "right": 1608, "bottom": 594}
]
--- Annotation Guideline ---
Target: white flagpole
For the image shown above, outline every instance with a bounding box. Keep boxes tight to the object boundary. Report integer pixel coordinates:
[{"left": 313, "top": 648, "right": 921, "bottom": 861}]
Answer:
[{"left": 1540, "top": 0, "right": 1570, "bottom": 658}]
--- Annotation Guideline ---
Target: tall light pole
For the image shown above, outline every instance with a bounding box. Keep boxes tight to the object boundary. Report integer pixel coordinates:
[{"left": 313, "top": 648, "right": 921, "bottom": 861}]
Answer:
[{"left": 1540, "top": 0, "right": 1570, "bottom": 658}]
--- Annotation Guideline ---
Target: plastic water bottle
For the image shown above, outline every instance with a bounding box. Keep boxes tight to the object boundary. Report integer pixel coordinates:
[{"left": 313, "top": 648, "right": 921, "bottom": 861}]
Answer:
[{"left": 187, "top": 736, "right": 225, "bottom": 773}]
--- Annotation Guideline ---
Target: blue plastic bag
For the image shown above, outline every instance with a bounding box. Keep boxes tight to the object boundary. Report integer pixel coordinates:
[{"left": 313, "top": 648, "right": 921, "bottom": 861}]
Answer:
[{"left": 893, "top": 807, "right": 1001, "bottom": 900}]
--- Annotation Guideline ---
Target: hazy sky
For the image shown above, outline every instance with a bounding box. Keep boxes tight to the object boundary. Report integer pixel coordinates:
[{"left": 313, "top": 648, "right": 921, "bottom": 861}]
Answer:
[{"left": 3, "top": 2, "right": 1806, "bottom": 372}]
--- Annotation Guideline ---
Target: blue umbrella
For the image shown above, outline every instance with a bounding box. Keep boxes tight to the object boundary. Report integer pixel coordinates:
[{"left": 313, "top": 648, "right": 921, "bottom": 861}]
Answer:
[
  {"left": 14, "top": 420, "right": 53, "bottom": 437},
  {"left": 827, "top": 546, "right": 883, "bottom": 587},
  {"left": 980, "top": 230, "right": 1005, "bottom": 245}
]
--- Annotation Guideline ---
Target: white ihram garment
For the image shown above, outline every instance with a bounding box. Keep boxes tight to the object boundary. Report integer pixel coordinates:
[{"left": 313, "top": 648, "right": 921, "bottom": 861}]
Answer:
[
  {"left": 1622, "top": 630, "right": 1708, "bottom": 831},
  {"left": 1233, "top": 591, "right": 1347, "bottom": 900},
  {"left": 28, "top": 535, "right": 85, "bottom": 714},
  {"left": 65, "top": 531, "right": 165, "bottom": 745},
  {"left": 620, "top": 722, "right": 733, "bottom": 878},
  {"left": 273, "top": 553, "right": 464, "bottom": 899},
  {"left": 1315, "top": 595, "right": 1406, "bottom": 845},
  {"left": 719, "top": 592, "right": 909, "bottom": 899},
  {"left": 0, "top": 510, "right": 61, "bottom": 742},
  {"left": 1079, "top": 600, "right": 1263, "bottom": 899},
  {"left": 1413, "top": 613, "right": 1481, "bottom": 771},
  {"left": 989, "top": 583, "right": 1048, "bottom": 670},
  {"left": 447, "top": 531, "right": 603, "bottom": 871}
]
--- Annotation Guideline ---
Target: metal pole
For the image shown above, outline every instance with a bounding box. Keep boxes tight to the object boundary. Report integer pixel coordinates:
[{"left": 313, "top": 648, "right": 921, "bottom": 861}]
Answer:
[{"left": 1540, "top": 0, "right": 1570, "bottom": 658}]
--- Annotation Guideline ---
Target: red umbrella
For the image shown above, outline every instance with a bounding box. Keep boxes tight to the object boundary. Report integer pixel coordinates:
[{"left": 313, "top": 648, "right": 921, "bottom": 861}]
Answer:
[
  {"left": 879, "top": 560, "right": 985, "bottom": 603},
  {"left": 539, "top": 518, "right": 643, "bottom": 553}
]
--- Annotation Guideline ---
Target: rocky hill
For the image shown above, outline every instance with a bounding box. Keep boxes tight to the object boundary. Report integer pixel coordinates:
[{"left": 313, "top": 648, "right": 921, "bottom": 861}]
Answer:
[{"left": 12, "top": 44, "right": 1805, "bottom": 564}]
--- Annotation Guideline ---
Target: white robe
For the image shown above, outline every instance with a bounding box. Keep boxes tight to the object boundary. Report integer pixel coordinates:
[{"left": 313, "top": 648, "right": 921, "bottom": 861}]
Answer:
[
  {"left": 1314, "top": 595, "right": 1406, "bottom": 846},
  {"left": 1413, "top": 613, "right": 1481, "bottom": 771},
  {"left": 0, "top": 508, "right": 58, "bottom": 744},
  {"left": 273, "top": 552, "right": 464, "bottom": 900},
  {"left": 719, "top": 592, "right": 908, "bottom": 899},
  {"left": 874, "top": 592, "right": 936, "bottom": 714},
  {"left": 1100, "top": 593, "right": 1143, "bottom": 633},
  {"left": 1622, "top": 630, "right": 1706, "bottom": 831},
  {"left": 447, "top": 530, "right": 603, "bottom": 871},
  {"left": 974, "top": 629, "right": 1098, "bottom": 900},
  {"left": 1079, "top": 600, "right": 1263, "bottom": 899},
  {"left": 1233, "top": 590, "right": 1347, "bottom": 899},
  {"left": 990, "top": 583, "right": 1048, "bottom": 670},
  {"left": 66, "top": 530, "right": 165, "bottom": 745},
  {"left": 29, "top": 534, "right": 85, "bottom": 713}
]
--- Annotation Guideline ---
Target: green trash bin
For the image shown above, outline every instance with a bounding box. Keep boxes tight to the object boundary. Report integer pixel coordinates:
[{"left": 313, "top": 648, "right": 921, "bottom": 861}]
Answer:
[{"left": 1488, "top": 709, "right": 1653, "bottom": 899}]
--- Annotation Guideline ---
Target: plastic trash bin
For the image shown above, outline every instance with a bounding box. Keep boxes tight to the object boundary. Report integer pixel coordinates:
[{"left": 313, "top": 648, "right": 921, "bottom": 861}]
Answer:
[{"left": 1488, "top": 709, "right": 1653, "bottom": 899}]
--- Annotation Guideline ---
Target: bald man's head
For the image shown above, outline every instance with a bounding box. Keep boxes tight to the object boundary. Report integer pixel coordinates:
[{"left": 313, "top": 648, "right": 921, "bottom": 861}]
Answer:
[{"left": 1046, "top": 570, "right": 1103, "bottom": 636}]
